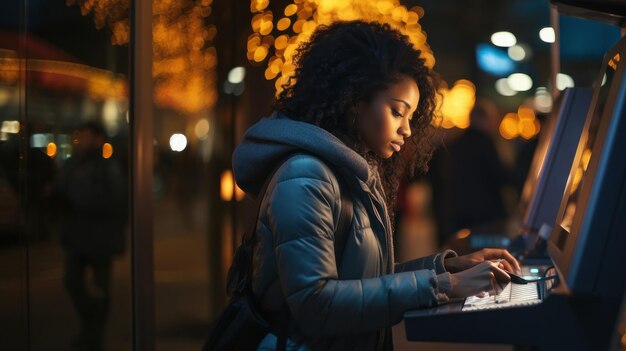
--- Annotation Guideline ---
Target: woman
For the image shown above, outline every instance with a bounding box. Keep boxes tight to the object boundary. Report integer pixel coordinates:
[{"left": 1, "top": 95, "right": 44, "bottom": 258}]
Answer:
[{"left": 232, "top": 20, "right": 520, "bottom": 351}]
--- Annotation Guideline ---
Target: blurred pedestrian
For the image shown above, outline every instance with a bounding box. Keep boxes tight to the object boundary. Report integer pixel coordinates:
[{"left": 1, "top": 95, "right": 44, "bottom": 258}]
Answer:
[{"left": 53, "top": 121, "right": 127, "bottom": 351}]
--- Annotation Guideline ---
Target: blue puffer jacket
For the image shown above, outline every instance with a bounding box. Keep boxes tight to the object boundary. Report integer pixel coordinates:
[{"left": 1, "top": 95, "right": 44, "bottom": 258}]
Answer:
[{"left": 233, "top": 113, "right": 456, "bottom": 351}]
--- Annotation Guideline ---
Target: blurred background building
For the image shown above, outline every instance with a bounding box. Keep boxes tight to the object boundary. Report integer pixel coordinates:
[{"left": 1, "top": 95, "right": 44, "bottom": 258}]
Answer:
[{"left": 0, "top": 0, "right": 623, "bottom": 351}]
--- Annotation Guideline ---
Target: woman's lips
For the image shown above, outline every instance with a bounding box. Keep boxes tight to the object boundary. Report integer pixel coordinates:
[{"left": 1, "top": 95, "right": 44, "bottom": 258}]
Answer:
[{"left": 391, "top": 142, "right": 401, "bottom": 152}]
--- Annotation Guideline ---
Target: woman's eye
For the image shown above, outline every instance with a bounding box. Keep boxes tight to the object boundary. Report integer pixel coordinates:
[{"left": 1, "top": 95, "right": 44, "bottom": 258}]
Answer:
[{"left": 391, "top": 108, "right": 403, "bottom": 117}]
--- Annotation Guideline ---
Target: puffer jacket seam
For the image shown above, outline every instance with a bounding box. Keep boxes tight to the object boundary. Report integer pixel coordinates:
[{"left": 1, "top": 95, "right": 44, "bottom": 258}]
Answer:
[
  {"left": 320, "top": 281, "right": 339, "bottom": 335},
  {"left": 276, "top": 176, "right": 332, "bottom": 186},
  {"left": 275, "top": 235, "right": 334, "bottom": 253},
  {"left": 283, "top": 274, "right": 330, "bottom": 298}
]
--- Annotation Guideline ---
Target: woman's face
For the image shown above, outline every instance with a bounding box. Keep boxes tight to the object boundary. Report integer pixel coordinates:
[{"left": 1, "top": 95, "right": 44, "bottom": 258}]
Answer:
[{"left": 356, "top": 76, "right": 420, "bottom": 159}]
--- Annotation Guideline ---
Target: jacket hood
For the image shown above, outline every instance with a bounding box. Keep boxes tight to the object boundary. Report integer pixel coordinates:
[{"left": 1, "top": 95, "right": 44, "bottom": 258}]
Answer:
[{"left": 232, "top": 113, "right": 371, "bottom": 197}]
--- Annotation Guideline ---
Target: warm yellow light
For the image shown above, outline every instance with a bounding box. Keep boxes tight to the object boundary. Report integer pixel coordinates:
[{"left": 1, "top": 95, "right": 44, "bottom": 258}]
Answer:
[
  {"left": 376, "top": 1, "right": 394, "bottom": 15},
  {"left": 69, "top": 0, "right": 218, "bottom": 114},
  {"left": 220, "top": 170, "right": 234, "bottom": 201},
  {"left": 253, "top": 46, "right": 269, "bottom": 62},
  {"left": 297, "top": 8, "right": 313, "bottom": 20},
  {"left": 500, "top": 113, "right": 519, "bottom": 140},
  {"left": 235, "top": 185, "right": 245, "bottom": 201},
  {"left": 46, "top": 143, "right": 57, "bottom": 158},
  {"left": 260, "top": 19, "right": 274, "bottom": 36},
  {"left": 252, "top": 13, "right": 263, "bottom": 33},
  {"left": 284, "top": 4, "right": 298, "bottom": 16},
  {"left": 621, "top": 332, "right": 626, "bottom": 346},
  {"left": 277, "top": 18, "right": 291, "bottom": 31},
  {"left": 517, "top": 106, "right": 535, "bottom": 120},
  {"left": 293, "top": 19, "right": 306, "bottom": 33},
  {"left": 269, "top": 58, "right": 284, "bottom": 74},
  {"left": 570, "top": 167, "right": 583, "bottom": 194},
  {"left": 391, "top": 6, "right": 407, "bottom": 22},
  {"left": 1, "top": 121, "right": 20, "bottom": 134},
  {"left": 251, "top": 0, "right": 436, "bottom": 97},
  {"left": 405, "top": 11, "right": 419, "bottom": 24},
  {"left": 438, "top": 80, "right": 475, "bottom": 129},
  {"left": 247, "top": 34, "right": 261, "bottom": 51},
  {"left": 519, "top": 119, "right": 537, "bottom": 140},
  {"left": 441, "top": 118, "right": 455, "bottom": 129},
  {"left": 254, "top": 0, "right": 269, "bottom": 12},
  {"left": 456, "top": 228, "right": 471, "bottom": 239},
  {"left": 261, "top": 35, "right": 275, "bottom": 47},
  {"left": 283, "top": 43, "right": 297, "bottom": 61},
  {"left": 102, "top": 143, "right": 114, "bottom": 159},
  {"left": 581, "top": 148, "right": 592, "bottom": 171},
  {"left": 274, "top": 35, "right": 289, "bottom": 50},
  {"left": 194, "top": 118, "right": 210, "bottom": 140},
  {"left": 302, "top": 21, "right": 317, "bottom": 33},
  {"left": 220, "top": 170, "right": 245, "bottom": 202},
  {"left": 265, "top": 67, "right": 277, "bottom": 80}
]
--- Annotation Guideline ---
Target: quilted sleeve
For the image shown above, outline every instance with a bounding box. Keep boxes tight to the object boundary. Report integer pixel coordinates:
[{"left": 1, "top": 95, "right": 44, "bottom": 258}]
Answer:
[{"left": 268, "top": 156, "right": 441, "bottom": 338}]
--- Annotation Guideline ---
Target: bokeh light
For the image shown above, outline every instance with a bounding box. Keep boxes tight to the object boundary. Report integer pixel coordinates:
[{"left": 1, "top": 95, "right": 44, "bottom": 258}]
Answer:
[
  {"left": 169, "top": 133, "right": 188, "bottom": 152},
  {"left": 69, "top": 0, "right": 218, "bottom": 115},
  {"left": 248, "top": 0, "right": 436, "bottom": 96},
  {"left": 102, "top": 143, "right": 114, "bottom": 159},
  {"left": 491, "top": 31, "right": 517, "bottom": 47},
  {"left": 495, "top": 78, "right": 517, "bottom": 97},
  {"left": 557, "top": 73, "right": 575, "bottom": 90},
  {"left": 194, "top": 119, "right": 210, "bottom": 140},
  {"left": 47, "top": 142, "right": 57, "bottom": 158},
  {"left": 228, "top": 67, "right": 246, "bottom": 84},
  {"left": 534, "top": 87, "right": 552, "bottom": 113},
  {"left": 508, "top": 44, "right": 526, "bottom": 61},
  {"left": 434, "top": 80, "right": 476, "bottom": 129},
  {"left": 507, "top": 73, "right": 533, "bottom": 92},
  {"left": 220, "top": 170, "right": 246, "bottom": 201},
  {"left": 498, "top": 106, "right": 541, "bottom": 140},
  {"left": 539, "top": 27, "right": 555, "bottom": 43}
]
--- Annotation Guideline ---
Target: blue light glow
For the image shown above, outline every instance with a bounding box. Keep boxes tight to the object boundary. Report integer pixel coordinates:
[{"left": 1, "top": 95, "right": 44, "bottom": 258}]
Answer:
[{"left": 476, "top": 44, "right": 515, "bottom": 76}]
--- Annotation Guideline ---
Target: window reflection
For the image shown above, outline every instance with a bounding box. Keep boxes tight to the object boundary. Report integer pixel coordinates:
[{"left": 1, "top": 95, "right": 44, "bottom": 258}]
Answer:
[{"left": 1, "top": 0, "right": 131, "bottom": 350}]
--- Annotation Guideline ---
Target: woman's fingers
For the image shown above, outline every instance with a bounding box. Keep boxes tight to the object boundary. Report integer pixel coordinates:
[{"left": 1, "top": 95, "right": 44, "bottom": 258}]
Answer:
[
  {"left": 498, "top": 259, "right": 514, "bottom": 273},
  {"left": 500, "top": 250, "right": 522, "bottom": 274},
  {"left": 489, "top": 272, "right": 500, "bottom": 296},
  {"left": 489, "top": 261, "right": 512, "bottom": 283},
  {"left": 484, "top": 248, "right": 522, "bottom": 274}
]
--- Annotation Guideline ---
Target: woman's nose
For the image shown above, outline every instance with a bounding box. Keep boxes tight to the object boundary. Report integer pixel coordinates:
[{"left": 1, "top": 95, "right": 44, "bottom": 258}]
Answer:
[{"left": 399, "top": 118, "right": 411, "bottom": 138}]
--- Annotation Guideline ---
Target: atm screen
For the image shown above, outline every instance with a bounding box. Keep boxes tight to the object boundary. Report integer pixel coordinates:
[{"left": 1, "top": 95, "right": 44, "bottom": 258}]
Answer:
[{"left": 559, "top": 68, "right": 615, "bottom": 238}]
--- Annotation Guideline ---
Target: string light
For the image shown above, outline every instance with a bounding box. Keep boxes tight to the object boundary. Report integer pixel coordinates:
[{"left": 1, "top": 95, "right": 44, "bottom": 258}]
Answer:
[
  {"left": 248, "top": 0, "right": 436, "bottom": 96},
  {"left": 68, "top": 0, "right": 217, "bottom": 115}
]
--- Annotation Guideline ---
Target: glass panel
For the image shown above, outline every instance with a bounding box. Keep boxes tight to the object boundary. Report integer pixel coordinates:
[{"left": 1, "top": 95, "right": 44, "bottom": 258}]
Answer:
[
  {"left": 0, "top": 1, "right": 27, "bottom": 350},
  {"left": 151, "top": 0, "right": 216, "bottom": 348},
  {"left": 23, "top": 2, "right": 132, "bottom": 350}
]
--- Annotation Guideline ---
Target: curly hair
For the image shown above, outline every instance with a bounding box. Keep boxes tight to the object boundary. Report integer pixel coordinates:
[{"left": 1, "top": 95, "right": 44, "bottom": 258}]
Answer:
[{"left": 273, "top": 20, "right": 439, "bottom": 227}]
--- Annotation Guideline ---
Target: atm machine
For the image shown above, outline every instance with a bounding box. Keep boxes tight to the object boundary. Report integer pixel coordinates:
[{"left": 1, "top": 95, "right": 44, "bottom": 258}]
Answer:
[
  {"left": 404, "top": 24, "right": 626, "bottom": 351},
  {"left": 449, "top": 87, "right": 591, "bottom": 257}
]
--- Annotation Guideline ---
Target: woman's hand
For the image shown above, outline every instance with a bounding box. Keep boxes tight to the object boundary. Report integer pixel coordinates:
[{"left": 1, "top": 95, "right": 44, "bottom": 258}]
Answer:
[
  {"left": 449, "top": 261, "right": 511, "bottom": 298},
  {"left": 444, "top": 248, "right": 521, "bottom": 274}
]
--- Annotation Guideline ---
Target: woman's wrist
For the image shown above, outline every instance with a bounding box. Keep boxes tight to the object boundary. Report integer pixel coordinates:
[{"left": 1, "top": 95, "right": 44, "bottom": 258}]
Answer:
[
  {"left": 444, "top": 257, "right": 459, "bottom": 273},
  {"left": 436, "top": 272, "right": 453, "bottom": 294},
  {"left": 439, "top": 249, "right": 459, "bottom": 273}
]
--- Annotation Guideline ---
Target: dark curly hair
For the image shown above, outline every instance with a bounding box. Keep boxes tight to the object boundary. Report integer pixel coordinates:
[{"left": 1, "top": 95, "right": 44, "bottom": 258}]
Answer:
[{"left": 273, "top": 20, "right": 439, "bottom": 226}]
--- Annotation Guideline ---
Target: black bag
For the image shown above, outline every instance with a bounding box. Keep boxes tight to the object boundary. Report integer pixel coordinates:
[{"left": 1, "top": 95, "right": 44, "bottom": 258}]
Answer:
[{"left": 202, "top": 154, "right": 354, "bottom": 351}]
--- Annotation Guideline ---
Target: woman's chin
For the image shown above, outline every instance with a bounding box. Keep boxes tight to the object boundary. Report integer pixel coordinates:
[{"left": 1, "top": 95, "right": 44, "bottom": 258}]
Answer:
[{"left": 378, "top": 150, "right": 394, "bottom": 159}]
